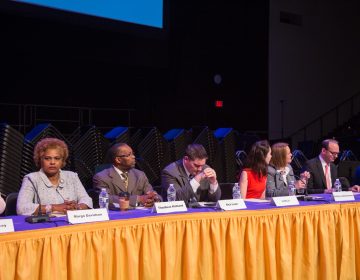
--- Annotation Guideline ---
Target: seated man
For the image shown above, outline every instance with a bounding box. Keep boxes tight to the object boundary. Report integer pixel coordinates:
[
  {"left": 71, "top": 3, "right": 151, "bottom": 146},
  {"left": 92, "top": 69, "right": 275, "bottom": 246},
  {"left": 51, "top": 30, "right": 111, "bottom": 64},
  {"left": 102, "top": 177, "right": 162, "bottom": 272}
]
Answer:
[
  {"left": 305, "top": 139, "right": 360, "bottom": 194},
  {"left": 161, "top": 143, "right": 221, "bottom": 203},
  {"left": 93, "top": 143, "right": 161, "bottom": 208}
]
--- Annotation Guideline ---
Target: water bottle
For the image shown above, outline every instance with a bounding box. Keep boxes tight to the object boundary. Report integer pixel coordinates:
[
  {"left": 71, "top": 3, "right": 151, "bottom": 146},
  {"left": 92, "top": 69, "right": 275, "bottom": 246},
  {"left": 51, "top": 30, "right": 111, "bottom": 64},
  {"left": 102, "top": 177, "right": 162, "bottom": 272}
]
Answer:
[
  {"left": 333, "top": 178, "right": 342, "bottom": 192},
  {"left": 232, "top": 183, "right": 241, "bottom": 199},
  {"left": 167, "top": 184, "right": 176, "bottom": 202},
  {"left": 288, "top": 180, "right": 296, "bottom": 196},
  {"left": 99, "top": 188, "right": 109, "bottom": 209}
]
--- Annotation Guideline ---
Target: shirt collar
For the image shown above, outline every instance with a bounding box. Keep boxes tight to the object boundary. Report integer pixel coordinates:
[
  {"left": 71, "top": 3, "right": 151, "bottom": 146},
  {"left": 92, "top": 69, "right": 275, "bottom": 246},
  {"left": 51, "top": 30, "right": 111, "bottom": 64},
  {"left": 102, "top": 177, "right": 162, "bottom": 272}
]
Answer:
[{"left": 39, "top": 169, "right": 65, "bottom": 188}]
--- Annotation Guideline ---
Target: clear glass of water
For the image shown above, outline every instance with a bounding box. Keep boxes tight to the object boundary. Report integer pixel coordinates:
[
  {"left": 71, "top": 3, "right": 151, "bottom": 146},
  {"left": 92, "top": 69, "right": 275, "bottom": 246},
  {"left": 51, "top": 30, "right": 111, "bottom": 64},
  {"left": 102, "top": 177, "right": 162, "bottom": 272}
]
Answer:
[{"left": 297, "top": 174, "right": 308, "bottom": 195}]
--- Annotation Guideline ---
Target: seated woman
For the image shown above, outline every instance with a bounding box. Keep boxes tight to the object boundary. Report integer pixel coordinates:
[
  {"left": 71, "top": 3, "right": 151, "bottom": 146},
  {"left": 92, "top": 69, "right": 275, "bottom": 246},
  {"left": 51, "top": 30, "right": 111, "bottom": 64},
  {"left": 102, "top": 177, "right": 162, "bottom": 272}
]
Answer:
[
  {"left": 238, "top": 140, "right": 272, "bottom": 199},
  {"left": 17, "top": 138, "right": 93, "bottom": 216},
  {"left": 266, "top": 142, "right": 310, "bottom": 197},
  {"left": 0, "top": 195, "right": 5, "bottom": 215}
]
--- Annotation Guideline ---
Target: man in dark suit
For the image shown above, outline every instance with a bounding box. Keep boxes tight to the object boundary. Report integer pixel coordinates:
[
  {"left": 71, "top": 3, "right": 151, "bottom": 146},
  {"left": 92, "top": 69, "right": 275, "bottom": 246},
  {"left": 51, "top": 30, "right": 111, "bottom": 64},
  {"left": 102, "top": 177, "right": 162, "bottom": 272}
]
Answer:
[
  {"left": 93, "top": 143, "right": 161, "bottom": 208},
  {"left": 161, "top": 144, "right": 221, "bottom": 203},
  {"left": 305, "top": 139, "right": 360, "bottom": 194}
]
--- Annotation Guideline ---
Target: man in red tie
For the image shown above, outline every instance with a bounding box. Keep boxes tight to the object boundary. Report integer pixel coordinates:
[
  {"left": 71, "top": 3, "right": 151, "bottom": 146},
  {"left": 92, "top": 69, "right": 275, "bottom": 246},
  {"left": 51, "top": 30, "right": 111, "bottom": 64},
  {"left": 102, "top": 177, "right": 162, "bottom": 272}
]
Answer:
[{"left": 305, "top": 139, "right": 360, "bottom": 194}]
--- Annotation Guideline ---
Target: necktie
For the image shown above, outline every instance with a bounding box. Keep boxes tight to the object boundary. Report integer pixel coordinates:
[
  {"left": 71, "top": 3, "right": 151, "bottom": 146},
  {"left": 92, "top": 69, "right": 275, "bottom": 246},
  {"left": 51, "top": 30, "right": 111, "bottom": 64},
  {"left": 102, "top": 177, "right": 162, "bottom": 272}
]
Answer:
[
  {"left": 325, "top": 164, "right": 331, "bottom": 189},
  {"left": 122, "top": 172, "right": 129, "bottom": 190}
]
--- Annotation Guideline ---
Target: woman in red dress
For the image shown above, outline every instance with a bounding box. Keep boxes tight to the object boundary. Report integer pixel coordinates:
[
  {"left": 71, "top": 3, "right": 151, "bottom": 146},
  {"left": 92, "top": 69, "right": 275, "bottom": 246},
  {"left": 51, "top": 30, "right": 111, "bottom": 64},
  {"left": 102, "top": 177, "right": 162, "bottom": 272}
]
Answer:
[{"left": 238, "top": 140, "right": 271, "bottom": 199}]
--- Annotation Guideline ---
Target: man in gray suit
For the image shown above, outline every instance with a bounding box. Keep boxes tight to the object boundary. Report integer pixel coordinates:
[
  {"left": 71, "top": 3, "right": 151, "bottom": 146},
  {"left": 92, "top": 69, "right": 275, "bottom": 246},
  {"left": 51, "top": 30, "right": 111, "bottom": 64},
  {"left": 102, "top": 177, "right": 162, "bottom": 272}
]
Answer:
[
  {"left": 93, "top": 143, "right": 161, "bottom": 208},
  {"left": 161, "top": 144, "right": 221, "bottom": 203}
]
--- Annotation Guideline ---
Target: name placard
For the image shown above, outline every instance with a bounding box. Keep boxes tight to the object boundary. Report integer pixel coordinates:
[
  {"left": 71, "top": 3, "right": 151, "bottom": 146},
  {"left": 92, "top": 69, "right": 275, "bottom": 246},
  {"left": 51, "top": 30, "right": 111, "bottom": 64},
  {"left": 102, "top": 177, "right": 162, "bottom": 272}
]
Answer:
[
  {"left": 271, "top": 196, "right": 299, "bottom": 207},
  {"left": 333, "top": 191, "right": 355, "bottom": 202},
  {"left": 152, "top": 201, "right": 187, "bottom": 214},
  {"left": 0, "top": 219, "right": 15, "bottom": 233},
  {"left": 67, "top": 208, "right": 109, "bottom": 224},
  {"left": 216, "top": 199, "right": 247, "bottom": 211}
]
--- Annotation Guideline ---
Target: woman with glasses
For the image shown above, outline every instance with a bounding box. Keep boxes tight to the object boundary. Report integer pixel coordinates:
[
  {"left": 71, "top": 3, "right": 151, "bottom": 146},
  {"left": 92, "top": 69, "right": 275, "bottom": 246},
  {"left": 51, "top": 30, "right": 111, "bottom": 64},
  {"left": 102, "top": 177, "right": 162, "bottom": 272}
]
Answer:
[
  {"left": 266, "top": 142, "right": 309, "bottom": 197},
  {"left": 17, "top": 138, "right": 92, "bottom": 215}
]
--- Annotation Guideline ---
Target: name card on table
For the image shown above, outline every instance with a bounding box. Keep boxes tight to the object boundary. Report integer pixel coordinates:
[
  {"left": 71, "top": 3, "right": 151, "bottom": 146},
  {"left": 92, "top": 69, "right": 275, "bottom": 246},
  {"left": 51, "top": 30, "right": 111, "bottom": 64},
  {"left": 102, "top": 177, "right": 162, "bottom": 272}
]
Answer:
[
  {"left": 152, "top": 201, "right": 187, "bottom": 214},
  {"left": 332, "top": 191, "right": 355, "bottom": 202},
  {"left": 0, "top": 219, "right": 14, "bottom": 233},
  {"left": 67, "top": 208, "right": 109, "bottom": 224},
  {"left": 216, "top": 199, "right": 247, "bottom": 211},
  {"left": 271, "top": 196, "right": 299, "bottom": 207}
]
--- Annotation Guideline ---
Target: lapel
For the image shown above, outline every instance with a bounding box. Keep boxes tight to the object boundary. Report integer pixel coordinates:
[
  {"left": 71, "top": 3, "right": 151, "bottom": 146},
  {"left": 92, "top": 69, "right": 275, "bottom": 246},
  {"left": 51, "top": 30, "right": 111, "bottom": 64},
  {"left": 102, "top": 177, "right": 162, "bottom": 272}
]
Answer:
[
  {"left": 127, "top": 169, "right": 136, "bottom": 194},
  {"left": 315, "top": 158, "right": 327, "bottom": 187},
  {"left": 176, "top": 160, "right": 189, "bottom": 187},
  {"left": 108, "top": 167, "right": 127, "bottom": 194}
]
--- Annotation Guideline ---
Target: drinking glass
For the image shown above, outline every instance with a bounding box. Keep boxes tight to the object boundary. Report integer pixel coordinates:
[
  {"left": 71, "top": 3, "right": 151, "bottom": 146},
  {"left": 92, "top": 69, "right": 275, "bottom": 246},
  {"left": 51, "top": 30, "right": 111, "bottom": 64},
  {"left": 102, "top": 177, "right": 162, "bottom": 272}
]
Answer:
[{"left": 297, "top": 174, "right": 308, "bottom": 195}]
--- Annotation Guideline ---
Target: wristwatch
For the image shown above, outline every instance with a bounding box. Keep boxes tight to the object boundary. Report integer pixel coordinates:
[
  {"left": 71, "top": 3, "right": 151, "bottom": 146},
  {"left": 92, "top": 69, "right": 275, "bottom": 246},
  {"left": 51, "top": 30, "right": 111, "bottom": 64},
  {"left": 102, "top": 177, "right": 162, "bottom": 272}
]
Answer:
[{"left": 45, "top": 204, "right": 52, "bottom": 214}]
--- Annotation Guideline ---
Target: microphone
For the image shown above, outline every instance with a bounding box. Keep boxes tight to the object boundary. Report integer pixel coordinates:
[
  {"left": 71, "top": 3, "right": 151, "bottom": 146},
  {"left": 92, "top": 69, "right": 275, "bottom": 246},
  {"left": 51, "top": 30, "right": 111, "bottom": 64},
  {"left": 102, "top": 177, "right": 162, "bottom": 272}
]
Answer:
[
  {"left": 25, "top": 179, "right": 50, "bottom": 223},
  {"left": 56, "top": 188, "right": 66, "bottom": 202}
]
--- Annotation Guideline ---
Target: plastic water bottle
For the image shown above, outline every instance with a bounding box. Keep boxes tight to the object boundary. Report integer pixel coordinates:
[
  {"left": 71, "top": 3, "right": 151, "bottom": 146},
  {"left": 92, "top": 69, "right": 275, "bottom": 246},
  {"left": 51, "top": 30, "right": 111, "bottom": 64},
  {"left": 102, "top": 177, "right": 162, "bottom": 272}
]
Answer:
[
  {"left": 167, "top": 184, "right": 176, "bottom": 202},
  {"left": 99, "top": 188, "right": 109, "bottom": 209},
  {"left": 288, "top": 180, "right": 296, "bottom": 196},
  {"left": 232, "top": 183, "right": 241, "bottom": 199},
  {"left": 333, "top": 178, "right": 342, "bottom": 192}
]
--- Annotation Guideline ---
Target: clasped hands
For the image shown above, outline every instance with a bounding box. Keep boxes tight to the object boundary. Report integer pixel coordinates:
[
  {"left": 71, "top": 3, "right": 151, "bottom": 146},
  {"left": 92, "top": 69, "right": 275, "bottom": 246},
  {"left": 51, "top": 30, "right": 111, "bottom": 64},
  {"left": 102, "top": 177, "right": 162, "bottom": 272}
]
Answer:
[
  {"left": 138, "top": 191, "right": 161, "bottom": 207},
  {"left": 194, "top": 167, "right": 217, "bottom": 185},
  {"left": 52, "top": 200, "right": 85, "bottom": 213}
]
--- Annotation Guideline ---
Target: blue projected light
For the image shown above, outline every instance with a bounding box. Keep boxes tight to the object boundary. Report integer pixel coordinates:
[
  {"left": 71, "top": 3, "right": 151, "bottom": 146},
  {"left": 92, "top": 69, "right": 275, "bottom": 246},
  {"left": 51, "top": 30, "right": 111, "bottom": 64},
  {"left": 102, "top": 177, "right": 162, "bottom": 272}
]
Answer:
[{"left": 14, "top": 0, "right": 163, "bottom": 28}]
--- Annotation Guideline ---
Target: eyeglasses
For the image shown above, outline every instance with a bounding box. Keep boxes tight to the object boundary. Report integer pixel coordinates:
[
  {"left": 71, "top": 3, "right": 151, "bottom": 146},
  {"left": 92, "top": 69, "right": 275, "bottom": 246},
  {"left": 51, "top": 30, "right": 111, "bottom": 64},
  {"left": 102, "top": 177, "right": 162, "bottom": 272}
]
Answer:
[
  {"left": 116, "top": 152, "right": 135, "bottom": 158},
  {"left": 326, "top": 149, "right": 339, "bottom": 157}
]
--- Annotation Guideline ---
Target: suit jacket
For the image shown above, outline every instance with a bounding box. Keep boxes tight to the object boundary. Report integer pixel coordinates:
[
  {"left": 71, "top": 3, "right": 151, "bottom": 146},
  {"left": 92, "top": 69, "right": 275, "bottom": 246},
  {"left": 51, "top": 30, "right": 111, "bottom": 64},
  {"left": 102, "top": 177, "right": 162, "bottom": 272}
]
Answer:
[
  {"left": 305, "top": 157, "right": 337, "bottom": 194},
  {"left": 93, "top": 166, "right": 153, "bottom": 207},
  {"left": 266, "top": 164, "right": 296, "bottom": 197},
  {"left": 161, "top": 159, "right": 221, "bottom": 203}
]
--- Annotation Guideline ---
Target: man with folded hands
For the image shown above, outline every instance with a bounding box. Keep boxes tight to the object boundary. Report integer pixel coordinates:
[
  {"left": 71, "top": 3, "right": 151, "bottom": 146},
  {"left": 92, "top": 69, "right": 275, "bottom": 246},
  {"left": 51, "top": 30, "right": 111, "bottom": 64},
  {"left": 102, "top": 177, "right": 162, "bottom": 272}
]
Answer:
[
  {"left": 161, "top": 143, "right": 221, "bottom": 203},
  {"left": 93, "top": 143, "right": 161, "bottom": 208}
]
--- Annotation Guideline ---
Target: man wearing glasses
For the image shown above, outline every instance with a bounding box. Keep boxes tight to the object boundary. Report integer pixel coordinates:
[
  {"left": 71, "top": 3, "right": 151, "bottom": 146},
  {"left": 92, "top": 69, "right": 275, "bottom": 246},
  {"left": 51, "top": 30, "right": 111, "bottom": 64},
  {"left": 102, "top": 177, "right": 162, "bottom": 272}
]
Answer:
[
  {"left": 93, "top": 143, "right": 161, "bottom": 208},
  {"left": 305, "top": 139, "right": 360, "bottom": 193}
]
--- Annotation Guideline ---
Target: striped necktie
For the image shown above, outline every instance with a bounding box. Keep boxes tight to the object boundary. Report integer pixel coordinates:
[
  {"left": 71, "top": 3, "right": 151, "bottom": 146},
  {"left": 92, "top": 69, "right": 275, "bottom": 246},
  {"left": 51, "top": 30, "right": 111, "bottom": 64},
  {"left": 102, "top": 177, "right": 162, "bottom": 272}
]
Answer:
[{"left": 122, "top": 172, "right": 129, "bottom": 190}]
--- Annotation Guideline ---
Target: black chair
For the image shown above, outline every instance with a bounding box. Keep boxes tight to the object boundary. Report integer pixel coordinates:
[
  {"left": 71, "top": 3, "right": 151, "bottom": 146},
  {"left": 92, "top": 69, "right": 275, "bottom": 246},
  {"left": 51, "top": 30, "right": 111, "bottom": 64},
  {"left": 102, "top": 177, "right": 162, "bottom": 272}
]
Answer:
[
  {"left": 87, "top": 188, "right": 100, "bottom": 209},
  {"left": 219, "top": 183, "right": 235, "bottom": 200},
  {"left": 4, "top": 192, "right": 18, "bottom": 216}
]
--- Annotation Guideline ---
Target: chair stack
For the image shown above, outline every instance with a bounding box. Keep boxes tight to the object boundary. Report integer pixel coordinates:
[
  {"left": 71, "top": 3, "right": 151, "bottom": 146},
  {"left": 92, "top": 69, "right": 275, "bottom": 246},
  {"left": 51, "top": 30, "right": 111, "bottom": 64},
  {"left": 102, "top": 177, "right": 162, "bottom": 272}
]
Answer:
[
  {"left": 70, "top": 126, "right": 110, "bottom": 189},
  {"left": 192, "top": 126, "right": 218, "bottom": 170},
  {"left": 214, "top": 128, "right": 238, "bottom": 183},
  {"left": 132, "top": 127, "right": 171, "bottom": 185},
  {"left": 24, "top": 123, "right": 70, "bottom": 172},
  {"left": 103, "top": 126, "right": 132, "bottom": 163},
  {"left": 164, "top": 128, "right": 192, "bottom": 162},
  {"left": 0, "top": 124, "right": 24, "bottom": 195}
]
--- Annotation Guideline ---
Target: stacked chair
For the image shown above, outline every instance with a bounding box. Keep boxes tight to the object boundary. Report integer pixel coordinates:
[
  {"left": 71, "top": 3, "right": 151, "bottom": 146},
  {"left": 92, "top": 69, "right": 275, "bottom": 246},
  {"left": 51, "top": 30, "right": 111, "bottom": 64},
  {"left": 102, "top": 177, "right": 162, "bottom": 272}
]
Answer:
[
  {"left": 164, "top": 128, "right": 192, "bottom": 161},
  {"left": 192, "top": 126, "right": 220, "bottom": 178},
  {"left": 131, "top": 127, "right": 171, "bottom": 186},
  {"left": 0, "top": 124, "right": 24, "bottom": 195},
  {"left": 69, "top": 126, "right": 110, "bottom": 189},
  {"left": 214, "top": 128, "right": 238, "bottom": 183},
  {"left": 25, "top": 123, "right": 70, "bottom": 171}
]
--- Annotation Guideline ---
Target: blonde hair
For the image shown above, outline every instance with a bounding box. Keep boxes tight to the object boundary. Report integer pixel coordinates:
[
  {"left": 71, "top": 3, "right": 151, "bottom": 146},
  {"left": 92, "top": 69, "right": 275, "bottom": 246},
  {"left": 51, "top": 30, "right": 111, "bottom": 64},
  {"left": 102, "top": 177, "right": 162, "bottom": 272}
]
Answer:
[{"left": 33, "top": 137, "right": 69, "bottom": 169}]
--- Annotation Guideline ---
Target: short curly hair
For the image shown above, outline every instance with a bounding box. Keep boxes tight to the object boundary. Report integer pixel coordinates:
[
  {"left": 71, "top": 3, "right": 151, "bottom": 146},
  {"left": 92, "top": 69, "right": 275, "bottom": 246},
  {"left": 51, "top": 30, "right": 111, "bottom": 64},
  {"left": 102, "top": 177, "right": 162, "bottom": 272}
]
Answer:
[{"left": 33, "top": 137, "right": 69, "bottom": 169}]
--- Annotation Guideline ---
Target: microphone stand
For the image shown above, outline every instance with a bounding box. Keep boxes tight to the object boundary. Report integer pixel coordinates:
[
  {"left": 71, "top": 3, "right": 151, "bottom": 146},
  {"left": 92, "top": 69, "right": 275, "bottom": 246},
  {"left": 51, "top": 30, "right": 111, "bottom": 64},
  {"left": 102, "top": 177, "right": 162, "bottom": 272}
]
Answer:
[{"left": 25, "top": 181, "right": 50, "bottom": 223}]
